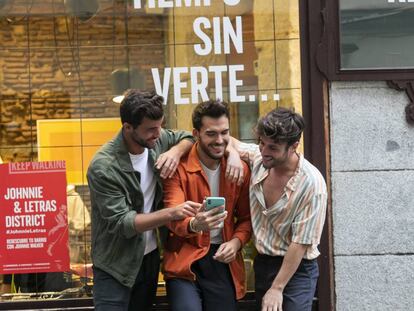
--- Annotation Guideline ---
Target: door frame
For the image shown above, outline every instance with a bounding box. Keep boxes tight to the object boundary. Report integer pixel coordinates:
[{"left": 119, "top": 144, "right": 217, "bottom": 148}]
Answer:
[{"left": 299, "top": 1, "right": 335, "bottom": 310}]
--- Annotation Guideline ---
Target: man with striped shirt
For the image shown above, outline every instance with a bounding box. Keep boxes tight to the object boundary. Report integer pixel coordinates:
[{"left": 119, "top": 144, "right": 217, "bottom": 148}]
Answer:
[{"left": 232, "top": 108, "right": 327, "bottom": 311}]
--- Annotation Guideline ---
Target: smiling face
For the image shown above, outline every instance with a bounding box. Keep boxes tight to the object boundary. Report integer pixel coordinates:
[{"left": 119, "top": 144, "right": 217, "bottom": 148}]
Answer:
[
  {"left": 258, "top": 135, "right": 298, "bottom": 169},
  {"left": 123, "top": 116, "right": 163, "bottom": 153},
  {"left": 194, "top": 115, "right": 230, "bottom": 161}
]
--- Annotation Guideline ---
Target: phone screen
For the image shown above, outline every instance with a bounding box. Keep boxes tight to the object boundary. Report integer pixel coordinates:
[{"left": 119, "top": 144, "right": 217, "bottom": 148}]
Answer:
[{"left": 205, "top": 197, "right": 225, "bottom": 211}]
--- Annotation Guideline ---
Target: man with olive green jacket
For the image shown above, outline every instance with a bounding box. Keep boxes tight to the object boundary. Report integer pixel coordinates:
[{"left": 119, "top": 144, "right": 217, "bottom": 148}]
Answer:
[{"left": 87, "top": 89, "right": 198, "bottom": 311}]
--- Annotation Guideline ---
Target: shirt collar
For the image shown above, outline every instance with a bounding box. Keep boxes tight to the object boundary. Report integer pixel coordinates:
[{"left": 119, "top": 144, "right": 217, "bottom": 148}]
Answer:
[
  {"left": 285, "top": 153, "right": 304, "bottom": 192},
  {"left": 252, "top": 153, "right": 304, "bottom": 193},
  {"left": 114, "top": 130, "right": 155, "bottom": 172},
  {"left": 252, "top": 164, "right": 268, "bottom": 186},
  {"left": 185, "top": 142, "right": 226, "bottom": 173},
  {"left": 112, "top": 130, "right": 133, "bottom": 172}
]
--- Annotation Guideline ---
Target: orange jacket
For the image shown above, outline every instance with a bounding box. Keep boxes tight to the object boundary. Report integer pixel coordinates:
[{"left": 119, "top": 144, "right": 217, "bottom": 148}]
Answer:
[{"left": 162, "top": 143, "right": 252, "bottom": 299}]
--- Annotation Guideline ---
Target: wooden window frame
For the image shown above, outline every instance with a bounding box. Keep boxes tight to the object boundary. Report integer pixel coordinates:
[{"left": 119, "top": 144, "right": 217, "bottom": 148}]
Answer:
[{"left": 321, "top": 0, "right": 414, "bottom": 81}]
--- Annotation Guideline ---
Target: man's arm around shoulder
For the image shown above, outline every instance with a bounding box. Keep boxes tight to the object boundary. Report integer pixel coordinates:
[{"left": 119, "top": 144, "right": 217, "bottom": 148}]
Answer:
[{"left": 156, "top": 129, "right": 194, "bottom": 179}]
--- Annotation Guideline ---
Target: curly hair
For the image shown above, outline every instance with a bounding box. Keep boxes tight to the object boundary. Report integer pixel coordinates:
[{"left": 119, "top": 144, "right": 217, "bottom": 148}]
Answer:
[{"left": 256, "top": 107, "right": 305, "bottom": 146}]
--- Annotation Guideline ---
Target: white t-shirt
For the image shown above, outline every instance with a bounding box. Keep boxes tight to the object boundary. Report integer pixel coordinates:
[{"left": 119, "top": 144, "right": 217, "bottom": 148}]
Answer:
[
  {"left": 129, "top": 149, "right": 157, "bottom": 255},
  {"left": 200, "top": 162, "right": 223, "bottom": 244}
]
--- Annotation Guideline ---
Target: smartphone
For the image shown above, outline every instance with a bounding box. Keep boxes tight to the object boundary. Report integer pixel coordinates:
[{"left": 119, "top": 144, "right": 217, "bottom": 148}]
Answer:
[
  {"left": 205, "top": 197, "right": 226, "bottom": 211},
  {"left": 205, "top": 197, "right": 226, "bottom": 229}
]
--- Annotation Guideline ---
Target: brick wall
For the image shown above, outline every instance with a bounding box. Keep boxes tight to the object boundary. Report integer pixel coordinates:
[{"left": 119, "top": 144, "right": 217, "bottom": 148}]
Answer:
[{"left": 0, "top": 1, "right": 166, "bottom": 162}]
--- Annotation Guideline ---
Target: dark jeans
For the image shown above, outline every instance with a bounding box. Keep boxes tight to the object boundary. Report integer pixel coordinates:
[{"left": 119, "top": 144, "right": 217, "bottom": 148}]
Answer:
[
  {"left": 166, "top": 244, "right": 238, "bottom": 311},
  {"left": 93, "top": 248, "right": 160, "bottom": 311},
  {"left": 254, "top": 254, "right": 318, "bottom": 311}
]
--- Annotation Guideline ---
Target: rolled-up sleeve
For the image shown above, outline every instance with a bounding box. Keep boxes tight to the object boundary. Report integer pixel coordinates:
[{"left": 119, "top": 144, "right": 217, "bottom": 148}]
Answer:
[
  {"left": 158, "top": 129, "right": 194, "bottom": 153},
  {"left": 232, "top": 164, "right": 252, "bottom": 246},
  {"left": 237, "top": 142, "right": 260, "bottom": 169}
]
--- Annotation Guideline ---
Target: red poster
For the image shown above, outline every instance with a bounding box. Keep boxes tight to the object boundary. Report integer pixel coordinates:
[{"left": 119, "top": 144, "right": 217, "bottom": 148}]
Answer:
[{"left": 0, "top": 161, "right": 69, "bottom": 274}]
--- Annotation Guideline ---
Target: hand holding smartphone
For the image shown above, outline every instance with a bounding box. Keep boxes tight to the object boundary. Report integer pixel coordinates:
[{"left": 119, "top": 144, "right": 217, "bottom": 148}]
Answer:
[
  {"left": 190, "top": 197, "right": 227, "bottom": 232},
  {"left": 205, "top": 196, "right": 225, "bottom": 211},
  {"left": 205, "top": 196, "right": 226, "bottom": 229}
]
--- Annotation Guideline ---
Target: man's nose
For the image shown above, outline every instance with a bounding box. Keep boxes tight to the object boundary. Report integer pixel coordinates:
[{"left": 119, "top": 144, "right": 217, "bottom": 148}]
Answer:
[
  {"left": 216, "top": 135, "right": 224, "bottom": 144},
  {"left": 260, "top": 145, "right": 269, "bottom": 155},
  {"left": 154, "top": 127, "right": 161, "bottom": 138}
]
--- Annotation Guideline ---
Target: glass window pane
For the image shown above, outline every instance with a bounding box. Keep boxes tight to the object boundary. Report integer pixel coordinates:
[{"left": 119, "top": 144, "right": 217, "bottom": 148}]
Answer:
[
  {"left": 0, "top": 76, "right": 32, "bottom": 149},
  {"left": 30, "top": 48, "right": 80, "bottom": 96},
  {"left": 0, "top": 48, "right": 30, "bottom": 96},
  {"left": 78, "top": 46, "right": 129, "bottom": 97},
  {"left": 1, "top": 0, "right": 304, "bottom": 303},
  {"left": 340, "top": 0, "right": 414, "bottom": 69}
]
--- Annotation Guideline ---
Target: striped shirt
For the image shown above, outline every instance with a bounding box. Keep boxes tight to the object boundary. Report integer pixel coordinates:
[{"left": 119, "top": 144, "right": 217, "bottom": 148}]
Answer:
[{"left": 239, "top": 143, "right": 327, "bottom": 260}]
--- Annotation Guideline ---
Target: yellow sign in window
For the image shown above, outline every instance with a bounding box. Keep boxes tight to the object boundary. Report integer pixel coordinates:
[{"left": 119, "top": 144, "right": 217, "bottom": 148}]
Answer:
[{"left": 37, "top": 118, "right": 121, "bottom": 185}]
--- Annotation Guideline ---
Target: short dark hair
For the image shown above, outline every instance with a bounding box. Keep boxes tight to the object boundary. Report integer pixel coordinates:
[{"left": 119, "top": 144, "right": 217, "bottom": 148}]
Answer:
[
  {"left": 119, "top": 89, "right": 164, "bottom": 128},
  {"left": 192, "top": 99, "right": 230, "bottom": 130},
  {"left": 256, "top": 107, "right": 305, "bottom": 146}
]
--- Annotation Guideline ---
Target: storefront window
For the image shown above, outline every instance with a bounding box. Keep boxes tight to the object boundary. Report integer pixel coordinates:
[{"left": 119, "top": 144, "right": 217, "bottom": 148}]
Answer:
[{"left": 0, "top": 0, "right": 302, "bottom": 305}]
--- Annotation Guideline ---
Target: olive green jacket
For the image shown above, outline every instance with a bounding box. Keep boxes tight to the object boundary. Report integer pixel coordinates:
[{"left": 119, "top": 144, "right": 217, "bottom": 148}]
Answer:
[{"left": 87, "top": 129, "right": 193, "bottom": 288}]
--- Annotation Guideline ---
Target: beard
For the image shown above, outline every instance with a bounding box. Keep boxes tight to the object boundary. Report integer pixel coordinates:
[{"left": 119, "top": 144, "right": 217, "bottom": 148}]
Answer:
[
  {"left": 131, "top": 134, "right": 157, "bottom": 149},
  {"left": 262, "top": 154, "right": 289, "bottom": 169},
  {"left": 199, "top": 141, "right": 227, "bottom": 160}
]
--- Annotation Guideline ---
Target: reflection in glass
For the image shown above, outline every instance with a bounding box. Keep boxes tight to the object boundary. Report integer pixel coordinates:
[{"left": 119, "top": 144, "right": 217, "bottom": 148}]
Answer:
[
  {"left": 0, "top": 0, "right": 303, "bottom": 304},
  {"left": 237, "top": 102, "right": 259, "bottom": 142},
  {"left": 340, "top": 0, "right": 414, "bottom": 69}
]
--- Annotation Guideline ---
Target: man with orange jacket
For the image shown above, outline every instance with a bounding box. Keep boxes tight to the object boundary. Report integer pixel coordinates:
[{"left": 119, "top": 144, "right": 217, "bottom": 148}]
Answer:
[{"left": 162, "top": 99, "right": 252, "bottom": 311}]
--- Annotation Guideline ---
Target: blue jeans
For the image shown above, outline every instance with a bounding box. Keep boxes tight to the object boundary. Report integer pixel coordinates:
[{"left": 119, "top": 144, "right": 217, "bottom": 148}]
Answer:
[
  {"left": 166, "top": 244, "right": 238, "bottom": 311},
  {"left": 93, "top": 249, "right": 160, "bottom": 311},
  {"left": 254, "top": 254, "right": 319, "bottom": 311}
]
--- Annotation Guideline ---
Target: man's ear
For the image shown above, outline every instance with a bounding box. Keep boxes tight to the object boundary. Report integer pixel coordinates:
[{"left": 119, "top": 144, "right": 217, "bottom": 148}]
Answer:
[
  {"left": 290, "top": 141, "right": 300, "bottom": 151},
  {"left": 123, "top": 123, "right": 132, "bottom": 132},
  {"left": 192, "top": 128, "right": 199, "bottom": 140}
]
